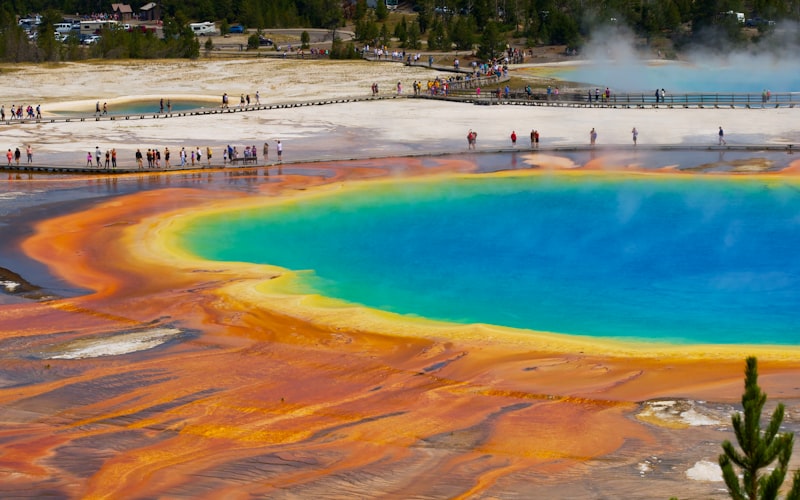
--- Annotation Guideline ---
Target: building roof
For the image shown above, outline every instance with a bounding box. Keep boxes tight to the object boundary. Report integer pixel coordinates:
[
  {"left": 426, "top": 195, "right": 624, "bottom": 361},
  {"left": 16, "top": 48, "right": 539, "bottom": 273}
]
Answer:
[
  {"left": 111, "top": 3, "right": 133, "bottom": 14},
  {"left": 140, "top": 2, "right": 158, "bottom": 11}
]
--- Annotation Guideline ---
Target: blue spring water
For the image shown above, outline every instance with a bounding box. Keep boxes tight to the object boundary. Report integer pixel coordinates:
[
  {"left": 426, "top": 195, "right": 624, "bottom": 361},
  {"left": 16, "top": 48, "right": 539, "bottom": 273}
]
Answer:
[
  {"left": 179, "top": 174, "right": 800, "bottom": 345},
  {"left": 557, "top": 60, "right": 800, "bottom": 93},
  {"left": 54, "top": 99, "right": 213, "bottom": 116}
]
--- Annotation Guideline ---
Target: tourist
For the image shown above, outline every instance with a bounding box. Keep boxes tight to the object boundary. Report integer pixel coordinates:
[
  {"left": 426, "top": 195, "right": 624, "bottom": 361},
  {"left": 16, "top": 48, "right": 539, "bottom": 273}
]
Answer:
[
  {"left": 135, "top": 149, "right": 143, "bottom": 168},
  {"left": 35, "top": 104, "right": 41, "bottom": 119},
  {"left": 95, "top": 101, "right": 100, "bottom": 115},
  {"left": 26, "top": 144, "right": 32, "bottom": 164},
  {"left": 180, "top": 147, "right": 186, "bottom": 167},
  {"left": 190, "top": 148, "right": 195, "bottom": 166},
  {"left": 590, "top": 128, "right": 597, "bottom": 146},
  {"left": 1, "top": 105, "right": 5, "bottom": 121},
  {"left": 104, "top": 150, "right": 110, "bottom": 168},
  {"left": 111, "top": 148, "right": 117, "bottom": 168},
  {"left": 86, "top": 151, "right": 93, "bottom": 167},
  {"left": 102, "top": 102, "right": 108, "bottom": 115},
  {"left": 207, "top": 146, "right": 212, "bottom": 166},
  {"left": 510, "top": 130, "right": 517, "bottom": 146},
  {"left": 167, "top": 99, "right": 172, "bottom": 113},
  {"left": 255, "top": 91, "right": 260, "bottom": 105},
  {"left": 164, "top": 147, "right": 171, "bottom": 167},
  {"left": 263, "top": 142, "right": 269, "bottom": 160},
  {"left": 155, "top": 149, "right": 161, "bottom": 168},
  {"left": 654, "top": 89, "right": 660, "bottom": 103},
  {"left": 160, "top": 98, "right": 164, "bottom": 113},
  {"left": 196, "top": 147, "right": 202, "bottom": 166},
  {"left": 530, "top": 130, "right": 535, "bottom": 147},
  {"left": 719, "top": 126, "right": 726, "bottom": 145},
  {"left": 276, "top": 140, "right": 282, "bottom": 161},
  {"left": 6, "top": 148, "right": 12, "bottom": 166},
  {"left": 146, "top": 149, "right": 153, "bottom": 168},
  {"left": 467, "top": 129, "right": 477, "bottom": 150},
  {"left": 632, "top": 127, "right": 638, "bottom": 146},
  {"left": 534, "top": 130, "right": 539, "bottom": 147},
  {"left": 14, "top": 147, "right": 20, "bottom": 165},
  {"left": 396, "top": 81, "right": 402, "bottom": 95},
  {"left": 95, "top": 146, "right": 102, "bottom": 167}
]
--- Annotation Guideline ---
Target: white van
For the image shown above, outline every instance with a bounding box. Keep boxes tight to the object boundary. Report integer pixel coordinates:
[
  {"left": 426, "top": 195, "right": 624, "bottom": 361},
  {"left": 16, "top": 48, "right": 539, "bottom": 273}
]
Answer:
[
  {"left": 54, "top": 22, "right": 73, "bottom": 34},
  {"left": 190, "top": 22, "right": 217, "bottom": 36}
]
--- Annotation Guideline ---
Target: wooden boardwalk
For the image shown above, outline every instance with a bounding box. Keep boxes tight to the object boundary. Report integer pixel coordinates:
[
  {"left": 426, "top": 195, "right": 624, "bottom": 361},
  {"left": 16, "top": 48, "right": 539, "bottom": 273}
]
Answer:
[
  {"left": 0, "top": 94, "right": 403, "bottom": 128},
  {"left": 2, "top": 144, "right": 796, "bottom": 176}
]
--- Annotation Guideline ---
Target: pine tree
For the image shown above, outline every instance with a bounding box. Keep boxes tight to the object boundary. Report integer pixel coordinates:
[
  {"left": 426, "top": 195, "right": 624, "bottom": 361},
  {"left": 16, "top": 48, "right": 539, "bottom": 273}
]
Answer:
[{"left": 719, "top": 357, "right": 800, "bottom": 500}]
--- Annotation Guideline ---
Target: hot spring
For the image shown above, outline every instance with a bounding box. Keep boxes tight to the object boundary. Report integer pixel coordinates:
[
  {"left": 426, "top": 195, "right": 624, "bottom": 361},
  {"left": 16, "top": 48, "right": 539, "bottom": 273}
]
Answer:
[
  {"left": 178, "top": 172, "right": 800, "bottom": 345},
  {"left": 554, "top": 59, "right": 800, "bottom": 93}
]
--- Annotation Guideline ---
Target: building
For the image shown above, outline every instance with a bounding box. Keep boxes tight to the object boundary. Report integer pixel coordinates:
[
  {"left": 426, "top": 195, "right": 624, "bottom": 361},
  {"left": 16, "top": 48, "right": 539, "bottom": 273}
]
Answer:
[
  {"left": 111, "top": 3, "right": 133, "bottom": 21},
  {"left": 140, "top": 2, "right": 161, "bottom": 22}
]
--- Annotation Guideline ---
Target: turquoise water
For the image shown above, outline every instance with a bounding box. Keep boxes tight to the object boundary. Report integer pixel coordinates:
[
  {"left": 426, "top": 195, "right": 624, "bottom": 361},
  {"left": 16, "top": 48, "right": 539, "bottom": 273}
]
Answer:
[
  {"left": 179, "top": 175, "right": 800, "bottom": 344},
  {"left": 558, "top": 60, "right": 800, "bottom": 93},
  {"left": 54, "top": 100, "right": 213, "bottom": 116}
]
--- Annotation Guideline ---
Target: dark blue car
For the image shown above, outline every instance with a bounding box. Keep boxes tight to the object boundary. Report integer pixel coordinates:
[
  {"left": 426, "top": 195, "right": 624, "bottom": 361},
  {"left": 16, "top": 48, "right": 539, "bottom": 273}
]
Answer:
[{"left": 229, "top": 25, "right": 244, "bottom": 33}]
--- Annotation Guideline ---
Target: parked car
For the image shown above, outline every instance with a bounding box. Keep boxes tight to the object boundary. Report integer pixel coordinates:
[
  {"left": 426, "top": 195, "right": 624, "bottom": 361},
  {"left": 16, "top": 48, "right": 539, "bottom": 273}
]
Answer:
[
  {"left": 258, "top": 36, "right": 273, "bottom": 46},
  {"left": 228, "top": 25, "right": 244, "bottom": 33}
]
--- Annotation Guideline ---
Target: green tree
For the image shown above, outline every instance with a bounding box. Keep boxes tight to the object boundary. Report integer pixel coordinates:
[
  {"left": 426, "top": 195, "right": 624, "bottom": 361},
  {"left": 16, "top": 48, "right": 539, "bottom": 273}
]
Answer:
[
  {"left": 354, "top": 0, "right": 368, "bottom": 20},
  {"left": 375, "top": 0, "right": 389, "bottom": 21},
  {"left": 450, "top": 15, "right": 475, "bottom": 50},
  {"left": 37, "top": 9, "right": 61, "bottom": 61},
  {"left": 477, "top": 20, "right": 504, "bottom": 59},
  {"left": 247, "top": 33, "right": 259, "bottom": 49},
  {"left": 379, "top": 22, "right": 390, "bottom": 46},
  {"left": 406, "top": 21, "right": 421, "bottom": 49},
  {"left": 394, "top": 16, "right": 408, "bottom": 46},
  {"left": 719, "top": 357, "right": 800, "bottom": 500},
  {"left": 301, "top": 30, "right": 310, "bottom": 48}
]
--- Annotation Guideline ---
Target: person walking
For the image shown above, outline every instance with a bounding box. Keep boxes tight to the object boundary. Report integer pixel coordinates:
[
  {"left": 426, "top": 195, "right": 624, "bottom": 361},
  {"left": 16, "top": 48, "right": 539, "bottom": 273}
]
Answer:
[
  {"left": 95, "top": 146, "right": 102, "bottom": 167},
  {"left": 6, "top": 148, "right": 12, "bottom": 166},
  {"left": 86, "top": 151, "right": 93, "bottom": 167},
  {"left": 26, "top": 144, "right": 33, "bottom": 163},
  {"left": 510, "top": 130, "right": 517, "bottom": 146},
  {"left": 263, "top": 142, "right": 269, "bottom": 160},
  {"left": 590, "top": 128, "right": 598, "bottom": 146},
  {"left": 136, "top": 149, "right": 143, "bottom": 168},
  {"left": 111, "top": 148, "right": 117, "bottom": 168},
  {"left": 276, "top": 140, "right": 283, "bottom": 161},
  {"left": 207, "top": 146, "right": 212, "bottom": 166},
  {"left": 632, "top": 127, "right": 638, "bottom": 146},
  {"left": 718, "top": 126, "right": 727, "bottom": 145}
]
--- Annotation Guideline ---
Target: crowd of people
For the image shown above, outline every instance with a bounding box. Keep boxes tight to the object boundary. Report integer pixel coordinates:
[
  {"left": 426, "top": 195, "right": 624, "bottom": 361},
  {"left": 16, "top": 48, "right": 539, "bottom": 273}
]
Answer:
[
  {"left": 5, "top": 145, "right": 33, "bottom": 166},
  {"left": 221, "top": 91, "right": 262, "bottom": 109},
  {"left": 2, "top": 104, "right": 42, "bottom": 121},
  {"left": 75, "top": 140, "right": 285, "bottom": 170}
]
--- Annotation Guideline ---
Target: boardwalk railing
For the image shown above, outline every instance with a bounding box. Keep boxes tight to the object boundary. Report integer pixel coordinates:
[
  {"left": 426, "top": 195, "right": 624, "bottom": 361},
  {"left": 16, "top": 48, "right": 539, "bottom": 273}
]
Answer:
[{"left": 440, "top": 90, "right": 800, "bottom": 108}]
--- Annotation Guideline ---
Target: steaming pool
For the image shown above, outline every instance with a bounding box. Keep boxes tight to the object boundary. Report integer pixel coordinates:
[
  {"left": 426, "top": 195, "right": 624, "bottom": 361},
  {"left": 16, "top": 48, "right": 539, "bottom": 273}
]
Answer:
[
  {"left": 178, "top": 168, "right": 800, "bottom": 345},
  {"left": 553, "top": 59, "right": 800, "bottom": 93}
]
